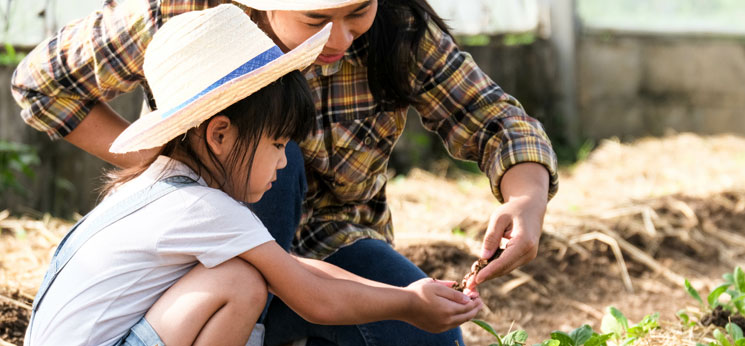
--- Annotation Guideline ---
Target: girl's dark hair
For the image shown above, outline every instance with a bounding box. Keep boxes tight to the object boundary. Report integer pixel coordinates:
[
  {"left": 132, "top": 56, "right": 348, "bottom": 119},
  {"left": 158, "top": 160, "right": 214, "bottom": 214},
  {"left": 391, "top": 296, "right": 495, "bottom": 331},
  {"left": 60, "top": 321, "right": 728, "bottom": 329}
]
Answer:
[
  {"left": 359, "top": 0, "right": 453, "bottom": 109},
  {"left": 102, "top": 70, "right": 315, "bottom": 197}
]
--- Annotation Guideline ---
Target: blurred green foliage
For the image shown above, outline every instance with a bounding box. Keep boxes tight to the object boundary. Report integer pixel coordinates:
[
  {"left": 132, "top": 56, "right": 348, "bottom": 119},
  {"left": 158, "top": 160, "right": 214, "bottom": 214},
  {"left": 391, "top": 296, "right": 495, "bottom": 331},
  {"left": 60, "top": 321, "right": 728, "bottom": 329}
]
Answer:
[
  {"left": 0, "top": 140, "right": 40, "bottom": 196},
  {"left": 457, "top": 33, "right": 537, "bottom": 47},
  {"left": 0, "top": 42, "right": 25, "bottom": 66},
  {"left": 503, "top": 32, "right": 536, "bottom": 46}
]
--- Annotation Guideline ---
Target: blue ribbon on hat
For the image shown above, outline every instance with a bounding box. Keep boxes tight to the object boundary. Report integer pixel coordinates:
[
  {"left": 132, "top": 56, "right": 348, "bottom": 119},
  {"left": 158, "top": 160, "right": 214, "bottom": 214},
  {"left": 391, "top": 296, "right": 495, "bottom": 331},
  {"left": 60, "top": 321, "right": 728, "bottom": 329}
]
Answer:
[{"left": 160, "top": 45, "right": 284, "bottom": 119}]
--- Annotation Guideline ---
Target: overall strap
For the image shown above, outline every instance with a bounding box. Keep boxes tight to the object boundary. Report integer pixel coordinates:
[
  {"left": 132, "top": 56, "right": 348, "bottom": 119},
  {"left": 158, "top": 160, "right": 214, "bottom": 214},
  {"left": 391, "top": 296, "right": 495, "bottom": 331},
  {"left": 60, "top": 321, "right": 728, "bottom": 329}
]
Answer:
[{"left": 31, "top": 175, "right": 198, "bottom": 312}]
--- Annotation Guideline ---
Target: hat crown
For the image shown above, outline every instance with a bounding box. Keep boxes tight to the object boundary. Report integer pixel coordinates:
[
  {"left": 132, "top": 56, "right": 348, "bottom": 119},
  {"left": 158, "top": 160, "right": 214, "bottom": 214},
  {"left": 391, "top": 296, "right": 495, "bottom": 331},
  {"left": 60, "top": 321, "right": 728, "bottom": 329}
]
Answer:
[
  {"left": 143, "top": 4, "right": 276, "bottom": 111},
  {"left": 110, "top": 5, "right": 331, "bottom": 154}
]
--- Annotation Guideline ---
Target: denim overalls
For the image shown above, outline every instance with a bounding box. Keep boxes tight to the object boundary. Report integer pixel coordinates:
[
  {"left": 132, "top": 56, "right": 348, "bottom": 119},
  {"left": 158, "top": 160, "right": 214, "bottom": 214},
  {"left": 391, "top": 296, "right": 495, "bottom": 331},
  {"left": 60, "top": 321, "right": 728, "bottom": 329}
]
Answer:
[{"left": 26, "top": 175, "right": 197, "bottom": 345}]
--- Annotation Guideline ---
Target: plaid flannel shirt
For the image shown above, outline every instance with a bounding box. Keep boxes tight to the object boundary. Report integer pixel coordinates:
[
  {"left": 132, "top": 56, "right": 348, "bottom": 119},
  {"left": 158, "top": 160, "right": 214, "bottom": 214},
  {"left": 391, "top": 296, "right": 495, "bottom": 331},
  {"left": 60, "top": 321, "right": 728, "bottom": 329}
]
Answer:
[{"left": 12, "top": 0, "right": 559, "bottom": 260}]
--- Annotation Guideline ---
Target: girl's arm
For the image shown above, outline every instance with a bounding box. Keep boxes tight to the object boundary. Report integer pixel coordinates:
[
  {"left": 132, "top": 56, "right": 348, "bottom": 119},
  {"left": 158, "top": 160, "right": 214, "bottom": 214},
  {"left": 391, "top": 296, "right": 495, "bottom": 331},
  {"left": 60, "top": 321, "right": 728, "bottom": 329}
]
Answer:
[
  {"left": 240, "top": 242, "right": 481, "bottom": 333},
  {"left": 292, "top": 256, "right": 403, "bottom": 288}
]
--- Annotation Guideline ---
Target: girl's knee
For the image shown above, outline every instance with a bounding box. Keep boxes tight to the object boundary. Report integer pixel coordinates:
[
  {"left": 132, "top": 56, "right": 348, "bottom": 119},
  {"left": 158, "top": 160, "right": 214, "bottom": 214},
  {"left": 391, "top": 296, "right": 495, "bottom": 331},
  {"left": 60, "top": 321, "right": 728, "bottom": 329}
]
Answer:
[{"left": 211, "top": 258, "right": 268, "bottom": 305}]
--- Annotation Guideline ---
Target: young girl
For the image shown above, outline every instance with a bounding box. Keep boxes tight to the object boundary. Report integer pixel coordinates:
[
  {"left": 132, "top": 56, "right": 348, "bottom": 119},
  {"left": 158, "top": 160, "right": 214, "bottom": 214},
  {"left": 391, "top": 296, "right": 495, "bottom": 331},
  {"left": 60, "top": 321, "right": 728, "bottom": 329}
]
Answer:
[{"left": 24, "top": 5, "right": 481, "bottom": 346}]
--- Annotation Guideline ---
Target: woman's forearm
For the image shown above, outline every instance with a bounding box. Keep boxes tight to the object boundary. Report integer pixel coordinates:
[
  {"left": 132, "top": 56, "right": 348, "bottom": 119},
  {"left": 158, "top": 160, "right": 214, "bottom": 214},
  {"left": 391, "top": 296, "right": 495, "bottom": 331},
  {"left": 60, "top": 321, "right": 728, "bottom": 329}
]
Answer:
[
  {"left": 500, "top": 162, "right": 550, "bottom": 202},
  {"left": 64, "top": 102, "right": 160, "bottom": 168}
]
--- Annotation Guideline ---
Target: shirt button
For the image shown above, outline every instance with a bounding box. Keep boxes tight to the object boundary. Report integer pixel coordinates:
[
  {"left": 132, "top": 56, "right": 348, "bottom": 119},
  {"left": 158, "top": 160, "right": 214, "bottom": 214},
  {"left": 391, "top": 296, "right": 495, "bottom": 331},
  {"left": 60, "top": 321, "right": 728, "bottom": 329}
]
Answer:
[{"left": 363, "top": 136, "right": 372, "bottom": 146}]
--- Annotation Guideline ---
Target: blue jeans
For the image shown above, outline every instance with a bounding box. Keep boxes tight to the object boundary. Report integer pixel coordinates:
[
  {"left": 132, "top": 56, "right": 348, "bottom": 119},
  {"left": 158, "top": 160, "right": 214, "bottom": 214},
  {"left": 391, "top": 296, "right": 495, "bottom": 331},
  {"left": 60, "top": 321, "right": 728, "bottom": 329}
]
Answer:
[
  {"left": 252, "top": 142, "right": 464, "bottom": 346},
  {"left": 115, "top": 317, "right": 164, "bottom": 346}
]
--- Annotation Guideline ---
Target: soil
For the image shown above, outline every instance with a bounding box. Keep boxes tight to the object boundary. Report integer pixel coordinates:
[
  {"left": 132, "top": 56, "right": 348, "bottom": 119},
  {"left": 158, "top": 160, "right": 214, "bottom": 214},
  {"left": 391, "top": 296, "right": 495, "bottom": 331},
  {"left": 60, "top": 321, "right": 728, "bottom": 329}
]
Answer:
[
  {"left": 0, "top": 289, "right": 31, "bottom": 345},
  {"left": 701, "top": 305, "right": 745, "bottom": 331},
  {"left": 396, "top": 189, "right": 745, "bottom": 345}
]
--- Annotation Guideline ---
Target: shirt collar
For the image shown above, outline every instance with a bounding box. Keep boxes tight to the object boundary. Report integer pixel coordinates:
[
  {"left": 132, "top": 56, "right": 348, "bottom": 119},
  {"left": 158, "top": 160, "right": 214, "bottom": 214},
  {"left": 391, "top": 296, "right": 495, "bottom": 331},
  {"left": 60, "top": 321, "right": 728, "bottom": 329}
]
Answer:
[{"left": 304, "top": 40, "right": 367, "bottom": 78}]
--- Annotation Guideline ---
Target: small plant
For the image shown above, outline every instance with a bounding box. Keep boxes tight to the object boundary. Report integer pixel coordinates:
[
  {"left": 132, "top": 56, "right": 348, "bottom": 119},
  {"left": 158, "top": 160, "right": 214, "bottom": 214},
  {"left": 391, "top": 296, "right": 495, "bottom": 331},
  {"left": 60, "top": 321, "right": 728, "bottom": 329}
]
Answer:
[
  {"left": 680, "top": 266, "right": 745, "bottom": 345},
  {"left": 471, "top": 319, "right": 528, "bottom": 346},
  {"left": 697, "top": 322, "right": 745, "bottom": 346},
  {"left": 471, "top": 307, "right": 655, "bottom": 346},
  {"left": 678, "top": 309, "right": 697, "bottom": 328},
  {"left": 542, "top": 324, "right": 612, "bottom": 346},
  {"left": 684, "top": 266, "right": 745, "bottom": 319},
  {"left": 600, "top": 307, "right": 659, "bottom": 345}
]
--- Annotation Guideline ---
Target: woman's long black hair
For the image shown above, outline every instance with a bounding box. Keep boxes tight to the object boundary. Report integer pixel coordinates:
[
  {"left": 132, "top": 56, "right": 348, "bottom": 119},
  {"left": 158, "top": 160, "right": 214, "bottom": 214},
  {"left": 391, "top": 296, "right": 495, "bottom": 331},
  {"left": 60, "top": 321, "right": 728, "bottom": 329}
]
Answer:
[
  {"left": 360, "top": 0, "right": 453, "bottom": 109},
  {"left": 102, "top": 70, "right": 315, "bottom": 197}
]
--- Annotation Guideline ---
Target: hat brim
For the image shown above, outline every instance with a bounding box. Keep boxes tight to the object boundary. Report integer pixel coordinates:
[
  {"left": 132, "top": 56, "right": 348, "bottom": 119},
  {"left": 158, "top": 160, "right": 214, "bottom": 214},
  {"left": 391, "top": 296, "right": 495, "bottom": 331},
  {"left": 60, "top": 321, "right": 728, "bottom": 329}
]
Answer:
[
  {"left": 110, "top": 23, "right": 331, "bottom": 154},
  {"left": 232, "top": 0, "right": 368, "bottom": 11}
]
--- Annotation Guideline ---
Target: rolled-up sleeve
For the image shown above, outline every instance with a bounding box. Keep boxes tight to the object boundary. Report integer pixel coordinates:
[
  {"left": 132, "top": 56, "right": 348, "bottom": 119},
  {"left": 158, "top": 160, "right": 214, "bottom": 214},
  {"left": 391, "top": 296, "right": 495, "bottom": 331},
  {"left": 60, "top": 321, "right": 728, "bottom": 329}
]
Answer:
[
  {"left": 412, "top": 21, "right": 559, "bottom": 202},
  {"left": 10, "top": 0, "right": 160, "bottom": 139}
]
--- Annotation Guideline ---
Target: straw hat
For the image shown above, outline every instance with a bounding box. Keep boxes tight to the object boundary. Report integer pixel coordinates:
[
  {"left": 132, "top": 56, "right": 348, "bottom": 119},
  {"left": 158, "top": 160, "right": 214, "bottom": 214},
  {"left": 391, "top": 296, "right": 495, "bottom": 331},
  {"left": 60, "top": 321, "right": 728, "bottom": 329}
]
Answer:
[
  {"left": 233, "top": 0, "right": 368, "bottom": 11},
  {"left": 109, "top": 4, "right": 331, "bottom": 154}
]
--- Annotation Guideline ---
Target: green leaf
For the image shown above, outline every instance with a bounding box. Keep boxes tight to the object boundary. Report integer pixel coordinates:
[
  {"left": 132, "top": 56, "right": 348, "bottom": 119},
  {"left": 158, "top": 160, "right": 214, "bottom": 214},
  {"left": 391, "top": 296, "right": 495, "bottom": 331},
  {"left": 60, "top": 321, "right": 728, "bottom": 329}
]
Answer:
[
  {"left": 622, "top": 337, "right": 638, "bottom": 346},
  {"left": 503, "top": 330, "right": 528, "bottom": 345},
  {"left": 609, "top": 307, "right": 629, "bottom": 330},
  {"left": 471, "top": 319, "right": 502, "bottom": 341},
  {"left": 735, "top": 267, "right": 745, "bottom": 293},
  {"left": 677, "top": 309, "right": 691, "bottom": 324},
  {"left": 639, "top": 312, "right": 660, "bottom": 331},
  {"left": 725, "top": 273, "right": 736, "bottom": 286},
  {"left": 584, "top": 333, "right": 613, "bottom": 346},
  {"left": 715, "top": 329, "right": 733, "bottom": 346},
  {"left": 537, "top": 340, "right": 561, "bottom": 346},
  {"left": 735, "top": 340, "right": 745, "bottom": 346},
  {"left": 550, "top": 331, "right": 575, "bottom": 346},
  {"left": 626, "top": 325, "right": 644, "bottom": 338},
  {"left": 727, "top": 323, "right": 744, "bottom": 341},
  {"left": 569, "top": 325, "right": 594, "bottom": 345},
  {"left": 601, "top": 312, "right": 624, "bottom": 337},
  {"left": 710, "top": 284, "right": 732, "bottom": 308},
  {"left": 731, "top": 293, "right": 745, "bottom": 314},
  {"left": 685, "top": 279, "right": 704, "bottom": 305}
]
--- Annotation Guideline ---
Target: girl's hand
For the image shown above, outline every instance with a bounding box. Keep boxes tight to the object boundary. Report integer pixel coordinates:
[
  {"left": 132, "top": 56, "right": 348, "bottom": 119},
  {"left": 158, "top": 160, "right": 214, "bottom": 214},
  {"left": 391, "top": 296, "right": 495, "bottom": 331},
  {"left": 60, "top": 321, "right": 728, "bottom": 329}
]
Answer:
[{"left": 402, "top": 278, "right": 483, "bottom": 333}]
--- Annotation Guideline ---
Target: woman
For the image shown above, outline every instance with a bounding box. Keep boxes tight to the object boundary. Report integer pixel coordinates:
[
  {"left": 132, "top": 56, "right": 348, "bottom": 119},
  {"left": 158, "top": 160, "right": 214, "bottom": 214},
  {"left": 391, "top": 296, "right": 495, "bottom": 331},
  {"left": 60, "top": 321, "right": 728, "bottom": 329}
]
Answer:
[{"left": 12, "top": 0, "right": 558, "bottom": 344}]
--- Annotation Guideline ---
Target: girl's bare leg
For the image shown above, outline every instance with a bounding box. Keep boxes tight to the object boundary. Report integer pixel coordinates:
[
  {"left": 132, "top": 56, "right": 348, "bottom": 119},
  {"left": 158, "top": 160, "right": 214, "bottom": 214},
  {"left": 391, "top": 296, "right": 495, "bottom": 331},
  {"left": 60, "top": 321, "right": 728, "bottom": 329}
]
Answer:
[{"left": 145, "top": 258, "right": 268, "bottom": 346}]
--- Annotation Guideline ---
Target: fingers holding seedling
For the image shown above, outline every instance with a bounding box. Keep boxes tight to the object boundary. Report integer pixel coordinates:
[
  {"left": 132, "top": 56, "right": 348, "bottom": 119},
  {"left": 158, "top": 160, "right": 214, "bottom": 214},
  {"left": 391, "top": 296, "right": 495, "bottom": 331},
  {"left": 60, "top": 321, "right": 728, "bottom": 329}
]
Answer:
[{"left": 453, "top": 248, "right": 505, "bottom": 292}]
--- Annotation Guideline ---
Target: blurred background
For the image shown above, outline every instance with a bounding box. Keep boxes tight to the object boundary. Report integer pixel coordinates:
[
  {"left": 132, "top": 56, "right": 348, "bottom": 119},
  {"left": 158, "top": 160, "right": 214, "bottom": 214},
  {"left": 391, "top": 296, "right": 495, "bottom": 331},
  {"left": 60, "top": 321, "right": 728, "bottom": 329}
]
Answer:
[{"left": 1, "top": 0, "right": 745, "bottom": 217}]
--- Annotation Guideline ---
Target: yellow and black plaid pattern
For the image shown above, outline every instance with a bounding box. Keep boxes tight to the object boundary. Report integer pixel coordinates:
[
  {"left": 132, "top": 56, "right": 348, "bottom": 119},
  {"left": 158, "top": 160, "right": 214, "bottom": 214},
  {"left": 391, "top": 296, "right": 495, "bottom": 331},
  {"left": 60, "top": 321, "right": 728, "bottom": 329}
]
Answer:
[
  {"left": 11, "top": 0, "right": 559, "bottom": 260},
  {"left": 10, "top": 0, "right": 222, "bottom": 139},
  {"left": 295, "top": 19, "right": 558, "bottom": 259}
]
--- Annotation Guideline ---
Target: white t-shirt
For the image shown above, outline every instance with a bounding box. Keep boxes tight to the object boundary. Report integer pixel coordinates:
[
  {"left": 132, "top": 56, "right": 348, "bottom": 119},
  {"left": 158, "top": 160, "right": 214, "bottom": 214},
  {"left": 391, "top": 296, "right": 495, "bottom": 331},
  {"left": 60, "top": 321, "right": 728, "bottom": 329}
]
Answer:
[{"left": 26, "top": 156, "right": 274, "bottom": 346}]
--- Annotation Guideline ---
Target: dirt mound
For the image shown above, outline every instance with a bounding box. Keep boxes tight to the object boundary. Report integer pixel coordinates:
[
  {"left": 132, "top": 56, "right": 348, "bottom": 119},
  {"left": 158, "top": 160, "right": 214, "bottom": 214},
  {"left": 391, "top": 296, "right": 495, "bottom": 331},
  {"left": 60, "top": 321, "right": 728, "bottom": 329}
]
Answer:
[
  {"left": 0, "top": 289, "right": 31, "bottom": 345},
  {"left": 701, "top": 306, "right": 745, "bottom": 331}
]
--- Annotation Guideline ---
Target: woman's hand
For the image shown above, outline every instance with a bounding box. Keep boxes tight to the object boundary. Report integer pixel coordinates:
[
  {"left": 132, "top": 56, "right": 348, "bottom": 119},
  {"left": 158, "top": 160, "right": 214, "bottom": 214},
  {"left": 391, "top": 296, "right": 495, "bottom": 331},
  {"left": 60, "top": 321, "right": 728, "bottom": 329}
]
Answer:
[
  {"left": 467, "top": 162, "right": 549, "bottom": 291},
  {"left": 402, "top": 278, "right": 482, "bottom": 333}
]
